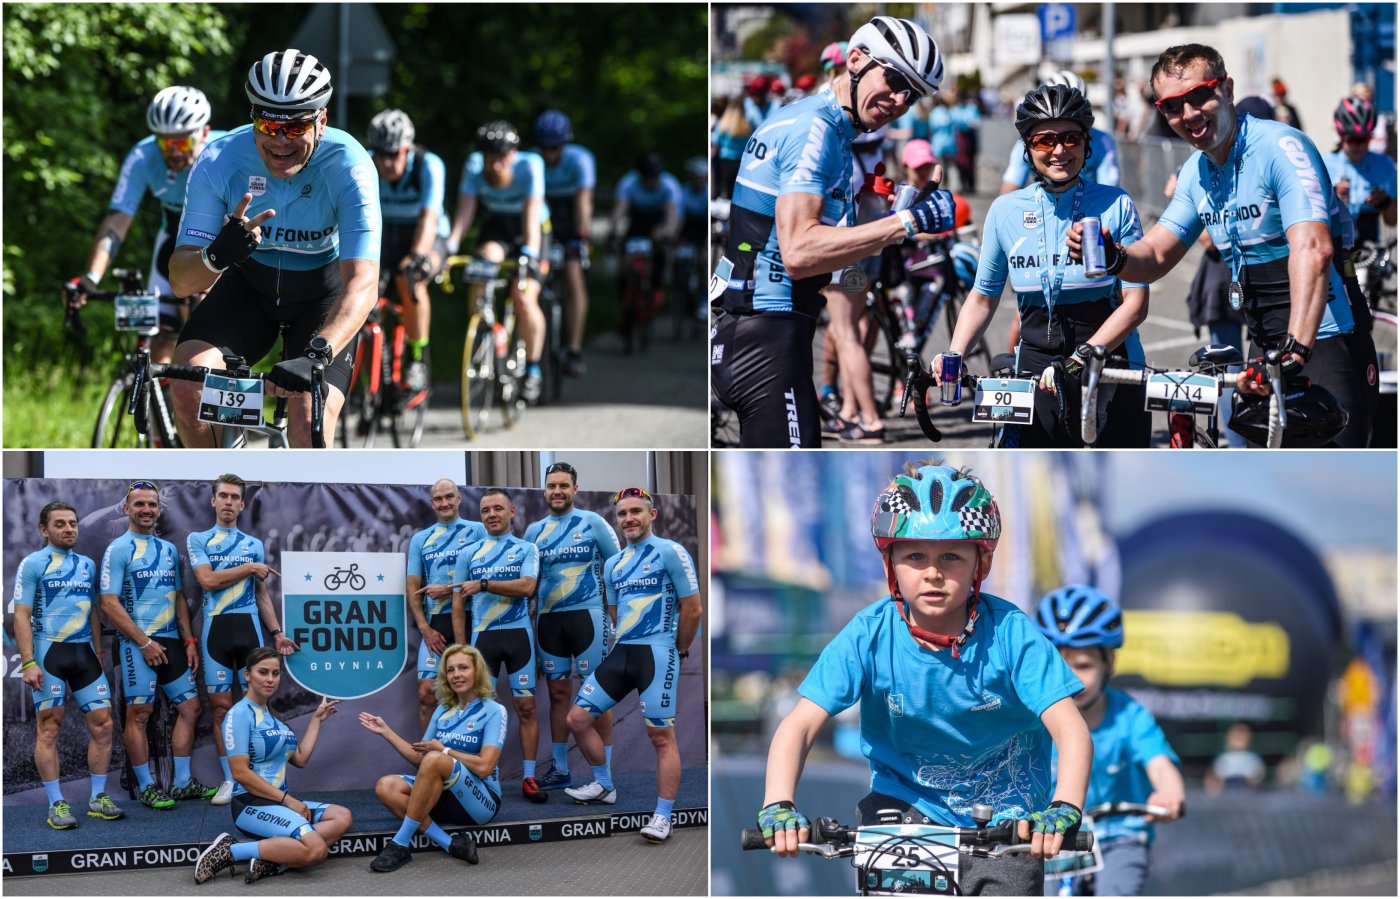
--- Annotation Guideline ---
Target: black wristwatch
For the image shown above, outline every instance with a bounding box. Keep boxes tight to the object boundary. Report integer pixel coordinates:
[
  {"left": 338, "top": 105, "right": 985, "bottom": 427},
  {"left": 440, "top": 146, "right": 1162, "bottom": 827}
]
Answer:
[
  {"left": 1280, "top": 335, "right": 1313, "bottom": 363},
  {"left": 679, "top": 650, "right": 690, "bottom": 660},
  {"left": 306, "top": 336, "right": 333, "bottom": 365},
  {"left": 479, "top": 578, "right": 489, "bottom": 594},
  {"left": 270, "top": 628, "right": 282, "bottom": 637}
]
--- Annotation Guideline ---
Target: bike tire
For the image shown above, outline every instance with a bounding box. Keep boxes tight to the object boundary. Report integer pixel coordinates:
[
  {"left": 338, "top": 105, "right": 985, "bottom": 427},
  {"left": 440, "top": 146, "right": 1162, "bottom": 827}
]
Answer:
[
  {"left": 501, "top": 319, "right": 527, "bottom": 428},
  {"left": 339, "top": 333, "right": 382, "bottom": 448},
  {"left": 865, "top": 298, "right": 903, "bottom": 416},
  {"left": 147, "top": 381, "right": 182, "bottom": 448},
  {"left": 92, "top": 377, "right": 132, "bottom": 448},
  {"left": 461, "top": 314, "right": 495, "bottom": 439}
]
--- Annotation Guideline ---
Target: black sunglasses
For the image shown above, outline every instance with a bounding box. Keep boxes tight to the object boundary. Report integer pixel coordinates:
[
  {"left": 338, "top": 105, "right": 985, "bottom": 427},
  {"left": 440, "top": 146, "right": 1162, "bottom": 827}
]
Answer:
[
  {"left": 872, "top": 58, "right": 924, "bottom": 106},
  {"left": 126, "top": 480, "right": 160, "bottom": 496}
]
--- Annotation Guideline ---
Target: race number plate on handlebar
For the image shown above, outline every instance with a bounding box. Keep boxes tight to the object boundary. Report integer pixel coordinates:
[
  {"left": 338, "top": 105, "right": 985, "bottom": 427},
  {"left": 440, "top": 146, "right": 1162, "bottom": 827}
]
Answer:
[
  {"left": 973, "top": 378, "right": 1035, "bottom": 425},
  {"left": 114, "top": 293, "right": 160, "bottom": 335},
  {"left": 855, "top": 825, "right": 960, "bottom": 896},
  {"left": 464, "top": 259, "right": 501, "bottom": 284},
  {"left": 198, "top": 373, "right": 264, "bottom": 428},
  {"left": 1144, "top": 372, "right": 1219, "bottom": 415}
]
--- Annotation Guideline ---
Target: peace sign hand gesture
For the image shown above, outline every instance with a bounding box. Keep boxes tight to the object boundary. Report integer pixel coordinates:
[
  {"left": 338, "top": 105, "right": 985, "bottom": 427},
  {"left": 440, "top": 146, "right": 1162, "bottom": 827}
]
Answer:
[{"left": 204, "top": 192, "right": 276, "bottom": 271}]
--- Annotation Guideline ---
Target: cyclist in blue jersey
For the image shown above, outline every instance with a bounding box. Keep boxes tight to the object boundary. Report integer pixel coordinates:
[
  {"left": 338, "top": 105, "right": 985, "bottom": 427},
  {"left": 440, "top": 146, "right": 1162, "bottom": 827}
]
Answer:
[
  {"left": 534, "top": 109, "right": 596, "bottom": 377},
  {"left": 1001, "top": 71, "right": 1120, "bottom": 194},
  {"left": 169, "top": 49, "right": 382, "bottom": 448},
  {"left": 759, "top": 463, "right": 1092, "bottom": 895},
  {"left": 360, "top": 643, "right": 504, "bottom": 872},
  {"left": 565, "top": 487, "right": 702, "bottom": 845},
  {"left": 12, "top": 501, "right": 119, "bottom": 830},
  {"left": 1066, "top": 44, "right": 1379, "bottom": 447},
  {"left": 1325, "top": 96, "right": 1396, "bottom": 248},
  {"left": 405, "top": 477, "right": 487, "bottom": 733},
  {"left": 611, "top": 153, "right": 683, "bottom": 351},
  {"left": 98, "top": 481, "right": 212, "bottom": 810},
  {"left": 72, "top": 86, "right": 224, "bottom": 364},
  {"left": 1033, "top": 586, "right": 1185, "bottom": 896},
  {"left": 523, "top": 461, "right": 622, "bottom": 791},
  {"left": 193, "top": 647, "right": 351, "bottom": 885},
  {"left": 944, "top": 82, "right": 1150, "bottom": 447},
  {"left": 447, "top": 489, "right": 545, "bottom": 802},
  {"left": 188, "top": 473, "right": 298, "bottom": 806},
  {"left": 367, "top": 109, "right": 449, "bottom": 395},
  {"left": 711, "top": 16, "right": 961, "bottom": 447},
  {"left": 447, "top": 121, "right": 550, "bottom": 404},
  {"left": 677, "top": 157, "right": 711, "bottom": 323}
]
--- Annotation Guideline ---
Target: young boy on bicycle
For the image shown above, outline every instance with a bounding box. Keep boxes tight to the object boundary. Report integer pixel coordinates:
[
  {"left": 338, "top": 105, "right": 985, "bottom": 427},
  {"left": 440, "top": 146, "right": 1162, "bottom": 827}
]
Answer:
[
  {"left": 759, "top": 461, "right": 1093, "bottom": 895},
  {"left": 1033, "top": 586, "right": 1186, "bottom": 896}
]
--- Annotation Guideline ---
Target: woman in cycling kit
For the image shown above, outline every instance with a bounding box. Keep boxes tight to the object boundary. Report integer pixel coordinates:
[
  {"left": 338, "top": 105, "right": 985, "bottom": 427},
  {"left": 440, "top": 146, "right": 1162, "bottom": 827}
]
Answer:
[
  {"left": 193, "top": 647, "right": 352, "bottom": 885},
  {"left": 169, "top": 48, "right": 382, "bottom": 449},
  {"left": 943, "top": 82, "right": 1150, "bottom": 447},
  {"left": 1324, "top": 96, "right": 1397, "bottom": 248}
]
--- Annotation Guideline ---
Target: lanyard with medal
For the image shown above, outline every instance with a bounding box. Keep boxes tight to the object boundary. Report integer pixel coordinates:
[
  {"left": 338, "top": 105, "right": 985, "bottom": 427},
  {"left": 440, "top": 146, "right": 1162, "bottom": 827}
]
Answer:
[
  {"left": 1036, "top": 179, "right": 1086, "bottom": 344},
  {"left": 1210, "top": 116, "right": 1248, "bottom": 310}
]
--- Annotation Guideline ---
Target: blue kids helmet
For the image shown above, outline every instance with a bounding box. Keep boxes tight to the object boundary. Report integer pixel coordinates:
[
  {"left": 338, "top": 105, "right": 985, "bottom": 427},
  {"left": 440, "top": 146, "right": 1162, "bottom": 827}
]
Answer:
[
  {"left": 1034, "top": 585, "right": 1124, "bottom": 648},
  {"left": 870, "top": 463, "right": 1001, "bottom": 556}
]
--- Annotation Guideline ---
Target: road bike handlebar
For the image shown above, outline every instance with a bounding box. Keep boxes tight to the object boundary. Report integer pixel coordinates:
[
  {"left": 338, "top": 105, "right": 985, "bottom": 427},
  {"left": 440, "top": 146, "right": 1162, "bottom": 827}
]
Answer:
[
  {"left": 1083, "top": 801, "right": 1183, "bottom": 820},
  {"left": 63, "top": 268, "right": 187, "bottom": 336},
  {"left": 740, "top": 815, "right": 1093, "bottom": 858}
]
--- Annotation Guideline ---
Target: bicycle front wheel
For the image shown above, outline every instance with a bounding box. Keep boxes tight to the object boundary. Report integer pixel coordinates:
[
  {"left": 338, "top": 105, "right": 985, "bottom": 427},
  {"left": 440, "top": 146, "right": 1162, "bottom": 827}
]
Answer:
[
  {"left": 461, "top": 314, "right": 495, "bottom": 439},
  {"left": 339, "top": 332, "right": 382, "bottom": 448},
  {"left": 93, "top": 376, "right": 146, "bottom": 448},
  {"left": 865, "top": 299, "right": 903, "bottom": 416}
]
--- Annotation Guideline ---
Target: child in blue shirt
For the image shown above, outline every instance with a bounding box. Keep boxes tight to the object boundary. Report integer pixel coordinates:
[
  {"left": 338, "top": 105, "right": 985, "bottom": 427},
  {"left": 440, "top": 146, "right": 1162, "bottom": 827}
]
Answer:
[
  {"left": 1034, "top": 585, "right": 1186, "bottom": 896},
  {"left": 758, "top": 461, "right": 1093, "bottom": 895}
]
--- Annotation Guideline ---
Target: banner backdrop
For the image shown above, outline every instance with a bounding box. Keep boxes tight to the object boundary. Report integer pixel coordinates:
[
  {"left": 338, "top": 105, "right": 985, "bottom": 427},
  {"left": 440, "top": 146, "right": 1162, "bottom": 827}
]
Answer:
[{"left": 3, "top": 478, "right": 701, "bottom": 799}]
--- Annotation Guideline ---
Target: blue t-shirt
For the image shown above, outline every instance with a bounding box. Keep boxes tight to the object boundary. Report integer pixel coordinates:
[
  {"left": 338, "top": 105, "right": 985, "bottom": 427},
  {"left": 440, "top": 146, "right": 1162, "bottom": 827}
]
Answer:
[
  {"left": 109, "top": 131, "right": 229, "bottom": 225},
  {"left": 929, "top": 106, "right": 956, "bottom": 158},
  {"left": 976, "top": 179, "right": 1148, "bottom": 367},
  {"left": 186, "top": 526, "right": 263, "bottom": 617},
  {"left": 603, "top": 534, "right": 700, "bottom": 647},
  {"left": 100, "top": 530, "right": 183, "bottom": 639},
  {"left": 1001, "top": 128, "right": 1120, "bottom": 188},
  {"left": 524, "top": 509, "right": 621, "bottom": 615},
  {"left": 378, "top": 147, "right": 449, "bottom": 237},
  {"left": 712, "top": 124, "right": 747, "bottom": 162},
  {"left": 1158, "top": 114, "right": 1354, "bottom": 338},
  {"left": 424, "top": 698, "right": 508, "bottom": 795},
  {"left": 178, "top": 125, "right": 382, "bottom": 271},
  {"left": 799, "top": 594, "right": 1083, "bottom": 827},
  {"left": 459, "top": 150, "right": 549, "bottom": 219},
  {"left": 12, "top": 546, "right": 98, "bottom": 644},
  {"left": 1323, "top": 149, "right": 1396, "bottom": 229},
  {"left": 223, "top": 697, "right": 297, "bottom": 797},
  {"left": 407, "top": 518, "right": 487, "bottom": 619},
  {"left": 538, "top": 144, "right": 596, "bottom": 197},
  {"left": 453, "top": 534, "right": 540, "bottom": 634},
  {"left": 616, "top": 171, "right": 683, "bottom": 213}
]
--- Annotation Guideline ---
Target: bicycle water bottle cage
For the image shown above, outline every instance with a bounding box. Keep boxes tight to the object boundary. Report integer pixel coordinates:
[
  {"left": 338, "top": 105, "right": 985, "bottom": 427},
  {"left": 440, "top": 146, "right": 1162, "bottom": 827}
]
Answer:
[
  {"left": 1189, "top": 344, "right": 1243, "bottom": 369},
  {"left": 625, "top": 237, "right": 653, "bottom": 256},
  {"left": 464, "top": 259, "right": 501, "bottom": 284}
]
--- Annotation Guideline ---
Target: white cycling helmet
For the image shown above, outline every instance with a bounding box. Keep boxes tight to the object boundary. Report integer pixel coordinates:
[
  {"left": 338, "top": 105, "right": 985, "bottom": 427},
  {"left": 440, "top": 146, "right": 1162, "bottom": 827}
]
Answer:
[
  {"left": 245, "top": 48, "right": 333, "bottom": 114},
  {"left": 368, "top": 109, "right": 415, "bottom": 152},
  {"left": 1045, "top": 69, "right": 1088, "bottom": 97},
  {"left": 848, "top": 16, "right": 943, "bottom": 96},
  {"left": 147, "top": 86, "right": 211, "bottom": 135}
]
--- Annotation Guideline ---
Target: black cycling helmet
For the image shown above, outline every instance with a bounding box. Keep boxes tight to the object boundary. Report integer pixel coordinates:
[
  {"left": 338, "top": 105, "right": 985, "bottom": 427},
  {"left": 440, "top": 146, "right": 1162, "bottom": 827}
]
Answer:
[
  {"left": 1234, "top": 95, "right": 1274, "bottom": 122},
  {"left": 637, "top": 152, "right": 664, "bottom": 179},
  {"left": 476, "top": 120, "right": 520, "bottom": 154},
  {"left": 1015, "top": 83, "right": 1094, "bottom": 137},
  {"left": 1228, "top": 380, "right": 1350, "bottom": 447},
  {"left": 1334, "top": 96, "right": 1377, "bottom": 138}
]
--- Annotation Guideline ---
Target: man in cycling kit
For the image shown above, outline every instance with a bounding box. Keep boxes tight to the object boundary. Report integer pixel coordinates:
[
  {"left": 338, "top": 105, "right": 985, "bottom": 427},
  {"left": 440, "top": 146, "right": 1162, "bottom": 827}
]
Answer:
[
  {"left": 565, "top": 487, "right": 702, "bottom": 845},
  {"left": 1325, "top": 96, "right": 1397, "bottom": 247},
  {"left": 678, "top": 157, "right": 711, "bottom": 325},
  {"left": 711, "top": 16, "right": 960, "bottom": 447},
  {"left": 523, "top": 461, "right": 622, "bottom": 792},
  {"left": 448, "top": 121, "right": 549, "bottom": 405},
  {"left": 169, "top": 48, "right": 382, "bottom": 448},
  {"left": 405, "top": 477, "right": 486, "bottom": 733},
  {"left": 12, "top": 502, "right": 120, "bottom": 830},
  {"left": 188, "top": 473, "right": 298, "bottom": 805},
  {"left": 73, "top": 86, "right": 225, "bottom": 364},
  {"left": 1067, "top": 43, "right": 1379, "bottom": 447},
  {"left": 368, "top": 109, "right": 449, "bottom": 395},
  {"left": 534, "top": 109, "right": 595, "bottom": 377},
  {"left": 99, "top": 480, "right": 213, "bottom": 811},
  {"left": 1000, "top": 71, "right": 1119, "bottom": 194},
  {"left": 611, "top": 153, "right": 683, "bottom": 352}
]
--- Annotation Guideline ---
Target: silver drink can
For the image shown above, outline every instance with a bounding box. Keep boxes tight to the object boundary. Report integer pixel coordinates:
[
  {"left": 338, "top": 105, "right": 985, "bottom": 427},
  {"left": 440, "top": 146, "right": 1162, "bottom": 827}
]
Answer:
[
  {"left": 1080, "top": 216, "right": 1106, "bottom": 277},
  {"left": 892, "top": 183, "right": 918, "bottom": 213}
]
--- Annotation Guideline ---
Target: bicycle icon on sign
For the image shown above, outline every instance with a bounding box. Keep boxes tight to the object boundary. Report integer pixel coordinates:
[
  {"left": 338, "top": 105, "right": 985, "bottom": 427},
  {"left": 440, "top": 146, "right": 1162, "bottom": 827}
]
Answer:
[{"left": 324, "top": 564, "right": 366, "bottom": 591}]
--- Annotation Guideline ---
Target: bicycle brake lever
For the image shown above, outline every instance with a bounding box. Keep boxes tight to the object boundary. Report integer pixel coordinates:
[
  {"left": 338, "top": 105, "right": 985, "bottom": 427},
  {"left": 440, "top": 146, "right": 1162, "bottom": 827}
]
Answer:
[
  {"left": 899, "top": 350, "right": 922, "bottom": 418},
  {"left": 1264, "top": 348, "right": 1288, "bottom": 431}
]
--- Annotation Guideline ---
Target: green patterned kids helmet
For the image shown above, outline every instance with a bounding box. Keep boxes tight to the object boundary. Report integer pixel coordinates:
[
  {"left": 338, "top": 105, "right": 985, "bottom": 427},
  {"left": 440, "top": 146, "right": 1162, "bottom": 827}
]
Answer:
[{"left": 871, "top": 464, "right": 1001, "bottom": 557}]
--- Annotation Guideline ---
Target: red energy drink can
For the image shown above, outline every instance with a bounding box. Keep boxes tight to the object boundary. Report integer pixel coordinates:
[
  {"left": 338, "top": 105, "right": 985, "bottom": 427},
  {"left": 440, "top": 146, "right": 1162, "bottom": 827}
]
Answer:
[{"left": 940, "top": 352, "right": 963, "bottom": 406}]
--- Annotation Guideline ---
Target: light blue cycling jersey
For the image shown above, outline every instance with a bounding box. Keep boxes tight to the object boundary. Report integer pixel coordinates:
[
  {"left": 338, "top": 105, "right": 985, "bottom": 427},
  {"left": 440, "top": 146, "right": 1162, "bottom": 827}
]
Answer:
[
  {"left": 1323, "top": 149, "right": 1396, "bottom": 229},
  {"left": 459, "top": 150, "right": 549, "bottom": 219},
  {"left": 681, "top": 183, "right": 708, "bottom": 225},
  {"left": 1158, "top": 114, "right": 1354, "bottom": 337},
  {"left": 187, "top": 526, "right": 263, "bottom": 617},
  {"left": 726, "top": 87, "right": 857, "bottom": 315},
  {"left": 603, "top": 534, "right": 700, "bottom": 648},
  {"left": 109, "top": 131, "right": 230, "bottom": 222},
  {"left": 12, "top": 547, "right": 99, "bottom": 644},
  {"left": 453, "top": 534, "right": 540, "bottom": 634},
  {"left": 178, "top": 125, "right": 381, "bottom": 271},
  {"left": 524, "top": 509, "right": 621, "bottom": 615},
  {"left": 424, "top": 698, "right": 507, "bottom": 796},
  {"left": 616, "top": 171, "right": 683, "bottom": 212},
  {"left": 976, "top": 179, "right": 1148, "bottom": 366},
  {"left": 407, "top": 518, "right": 487, "bottom": 619},
  {"left": 1001, "top": 127, "right": 1120, "bottom": 188},
  {"left": 538, "top": 144, "right": 596, "bottom": 197},
  {"left": 711, "top": 125, "right": 746, "bottom": 161},
  {"left": 744, "top": 95, "right": 779, "bottom": 131},
  {"left": 1050, "top": 686, "right": 1180, "bottom": 846},
  {"left": 99, "top": 531, "right": 183, "bottom": 638},
  {"left": 799, "top": 594, "right": 1083, "bottom": 827},
  {"left": 378, "top": 148, "right": 449, "bottom": 237},
  {"left": 223, "top": 696, "right": 296, "bottom": 797}
]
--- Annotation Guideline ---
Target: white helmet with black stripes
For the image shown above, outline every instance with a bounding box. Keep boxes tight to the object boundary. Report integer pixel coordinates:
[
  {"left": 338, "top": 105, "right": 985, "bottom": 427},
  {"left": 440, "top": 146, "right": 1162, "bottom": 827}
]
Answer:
[{"left": 848, "top": 16, "right": 944, "bottom": 97}]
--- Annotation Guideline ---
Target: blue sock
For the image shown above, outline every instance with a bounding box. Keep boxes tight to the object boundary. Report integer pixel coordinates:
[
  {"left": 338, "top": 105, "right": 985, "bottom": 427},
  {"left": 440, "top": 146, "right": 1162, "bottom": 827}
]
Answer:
[
  {"left": 423, "top": 820, "right": 452, "bottom": 850},
  {"left": 527, "top": 362, "right": 542, "bottom": 377},
  {"left": 523, "top": 759, "right": 536, "bottom": 779},
  {"left": 90, "top": 772, "right": 108, "bottom": 799},
  {"left": 230, "top": 841, "right": 260, "bottom": 862},
  {"left": 593, "top": 765, "right": 614, "bottom": 792},
  {"left": 42, "top": 779, "right": 63, "bottom": 805},
  {"left": 604, "top": 744, "right": 614, "bottom": 770},
  {"left": 173, "top": 756, "right": 191, "bottom": 787},
  {"left": 133, "top": 763, "right": 153, "bottom": 790},
  {"left": 394, "top": 816, "right": 420, "bottom": 848},
  {"left": 655, "top": 797, "right": 674, "bottom": 819},
  {"left": 218, "top": 755, "right": 232, "bottom": 781},
  {"left": 552, "top": 742, "right": 569, "bottom": 773}
]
